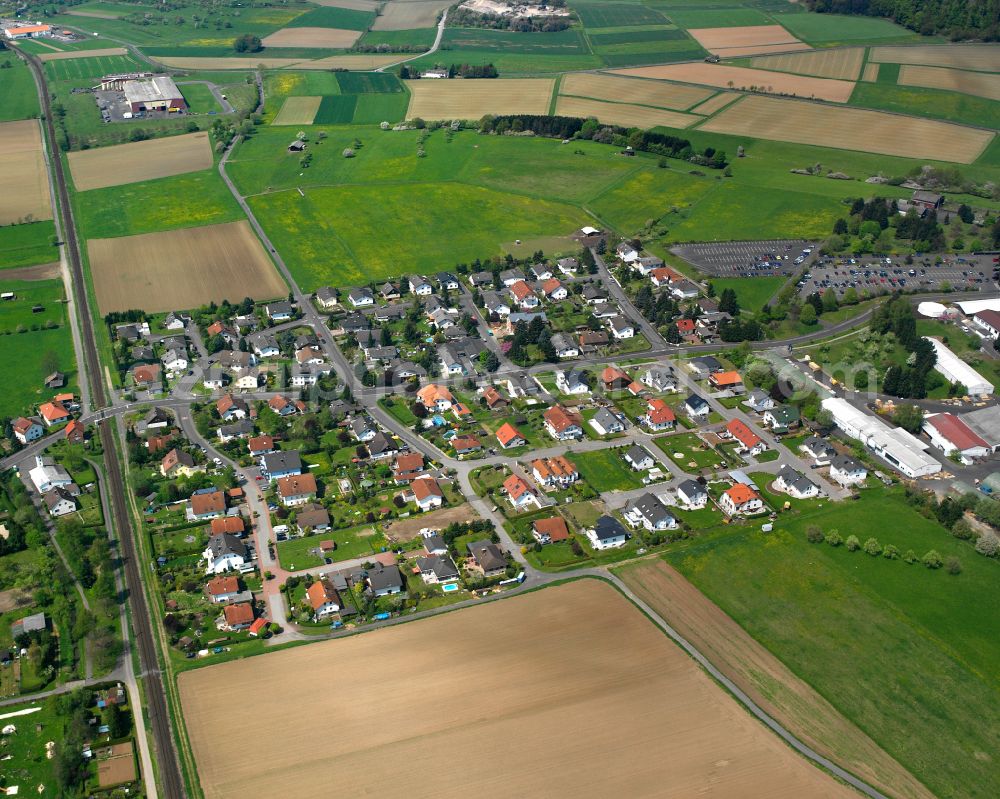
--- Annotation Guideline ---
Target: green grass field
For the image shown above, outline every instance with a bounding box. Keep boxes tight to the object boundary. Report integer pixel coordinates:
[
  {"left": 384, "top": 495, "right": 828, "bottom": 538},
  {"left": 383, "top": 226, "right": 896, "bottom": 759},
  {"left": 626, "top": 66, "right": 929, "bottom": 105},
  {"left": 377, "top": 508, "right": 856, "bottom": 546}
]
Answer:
[
  {"left": 666, "top": 490, "right": 1000, "bottom": 799},
  {"left": 0, "top": 222, "right": 57, "bottom": 270},
  {"left": 777, "top": 11, "right": 919, "bottom": 45},
  {"left": 287, "top": 6, "right": 375, "bottom": 31},
  {"left": 442, "top": 27, "right": 589, "bottom": 54},
  {"left": 352, "top": 92, "right": 409, "bottom": 124},
  {"left": 314, "top": 95, "right": 357, "bottom": 124},
  {"left": 575, "top": 2, "right": 669, "bottom": 28},
  {"left": 178, "top": 82, "right": 222, "bottom": 114},
  {"left": 0, "top": 58, "right": 39, "bottom": 122},
  {"left": 851, "top": 82, "right": 1000, "bottom": 131},
  {"left": 73, "top": 170, "right": 243, "bottom": 239},
  {"left": 0, "top": 278, "right": 78, "bottom": 417},
  {"left": 43, "top": 54, "right": 144, "bottom": 83},
  {"left": 572, "top": 448, "right": 646, "bottom": 491},
  {"left": 587, "top": 27, "right": 687, "bottom": 45},
  {"left": 708, "top": 276, "right": 786, "bottom": 312},
  {"left": 277, "top": 525, "right": 387, "bottom": 569},
  {"left": 358, "top": 27, "right": 437, "bottom": 49},
  {"left": 335, "top": 71, "right": 403, "bottom": 94},
  {"left": 666, "top": 7, "right": 775, "bottom": 28}
]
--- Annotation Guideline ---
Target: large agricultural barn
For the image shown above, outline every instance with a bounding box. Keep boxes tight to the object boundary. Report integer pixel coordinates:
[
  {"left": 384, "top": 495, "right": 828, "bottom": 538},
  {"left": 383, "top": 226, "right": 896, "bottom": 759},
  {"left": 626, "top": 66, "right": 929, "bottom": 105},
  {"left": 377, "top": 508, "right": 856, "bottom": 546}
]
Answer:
[
  {"left": 123, "top": 76, "right": 186, "bottom": 114},
  {"left": 3, "top": 23, "right": 51, "bottom": 39}
]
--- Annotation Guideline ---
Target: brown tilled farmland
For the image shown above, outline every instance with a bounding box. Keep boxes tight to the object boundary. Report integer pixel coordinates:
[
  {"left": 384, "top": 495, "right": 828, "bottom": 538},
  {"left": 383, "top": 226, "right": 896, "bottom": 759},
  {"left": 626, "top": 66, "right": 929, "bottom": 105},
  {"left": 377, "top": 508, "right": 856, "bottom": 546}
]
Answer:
[
  {"left": 688, "top": 24, "right": 805, "bottom": 56},
  {"left": 0, "top": 120, "right": 53, "bottom": 225},
  {"left": 611, "top": 63, "right": 856, "bottom": 103},
  {"left": 67, "top": 131, "right": 213, "bottom": 191},
  {"left": 618, "top": 560, "right": 936, "bottom": 799},
  {"left": 554, "top": 96, "right": 698, "bottom": 129},
  {"left": 898, "top": 64, "right": 1000, "bottom": 102},
  {"left": 373, "top": 0, "right": 452, "bottom": 30},
  {"left": 87, "top": 220, "right": 286, "bottom": 313},
  {"left": 407, "top": 78, "right": 554, "bottom": 119},
  {"left": 37, "top": 46, "right": 128, "bottom": 61},
  {"left": 179, "top": 580, "right": 858, "bottom": 799},
  {"left": 869, "top": 43, "right": 1000, "bottom": 71},
  {"left": 262, "top": 26, "right": 362, "bottom": 49},
  {"left": 749, "top": 47, "right": 865, "bottom": 80},
  {"left": 272, "top": 96, "right": 322, "bottom": 125},
  {"left": 559, "top": 73, "right": 713, "bottom": 110},
  {"left": 701, "top": 95, "right": 994, "bottom": 162}
]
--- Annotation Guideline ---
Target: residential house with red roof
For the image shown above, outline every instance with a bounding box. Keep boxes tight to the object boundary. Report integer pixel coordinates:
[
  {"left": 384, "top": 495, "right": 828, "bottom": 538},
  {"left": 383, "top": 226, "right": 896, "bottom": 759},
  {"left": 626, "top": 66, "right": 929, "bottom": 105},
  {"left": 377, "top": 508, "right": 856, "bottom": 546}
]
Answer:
[
  {"left": 543, "top": 405, "right": 583, "bottom": 441},
  {"left": 723, "top": 419, "right": 767, "bottom": 456},
  {"left": 720, "top": 483, "right": 764, "bottom": 516},
  {"left": 502, "top": 473, "right": 540, "bottom": 509},
  {"left": 495, "top": 422, "right": 526, "bottom": 449}
]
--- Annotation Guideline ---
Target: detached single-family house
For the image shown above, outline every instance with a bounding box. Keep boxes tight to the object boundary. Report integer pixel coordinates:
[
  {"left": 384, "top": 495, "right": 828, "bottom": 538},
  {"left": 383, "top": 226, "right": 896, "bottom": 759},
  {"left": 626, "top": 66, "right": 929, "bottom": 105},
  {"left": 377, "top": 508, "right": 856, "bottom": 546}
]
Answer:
[
  {"left": 43, "top": 487, "right": 77, "bottom": 517},
  {"left": 557, "top": 257, "right": 578, "bottom": 275},
  {"left": 409, "top": 276, "right": 433, "bottom": 296},
  {"left": 532, "top": 455, "right": 577, "bottom": 489},
  {"left": 624, "top": 445, "right": 655, "bottom": 471},
  {"left": 586, "top": 515, "right": 628, "bottom": 549},
  {"left": 551, "top": 333, "right": 579, "bottom": 359},
  {"left": 410, "top": 476, "right": 444, "bottom": 511},
  {"left": 220, "top": 602, "right": 254, "bottom": 632},
  {"left": 260, "top": 451, "right": 302, "bottom": 481},
  {"left": 543, "top": 405, "right": 584, "bottom": 441},
  {"left": 452, "top": 435, "right": 482, "bottom": 456},
  {"left": 643, "top": 398, "right": 676, "bottom": 431},
  {"left": 203, "top": 533, "right": 247, "bottom": 574},
  {"left": 417, "top": 555, "right": 460, "bottom": 585},
  {"left": 12, "top": 416, "right": 43, "bottom": 445},
  {"left": 643, "top": 365, "right": 676, "bottom": 393},
  {"left": 189, "top": 490, "right": 226, "bottom": 521},
  {"left": 495, "top": 422, "right": 526, "bottom": 449},
  {"left": 688, "top": 356, "right": 722, "bottom": 378},
  {"left": 556, "top": 368, "right": 590, "bottom": 395},
  {"left": 306, "top": 579, "right": 341, "bottom": 619},
  {"left": 265, "top": 301, "right": 294, "bottom": 322},
  {"left": 676, "top": 479, "right": 707, "bottom": 509},
  {"left": 315, "top": 286, "right": 339, "bottom": 310},
  {"left": 709, "top": 371, "right": 744, "bottom": 393},
  {"left": 348, "top": 287, "right": 375, "bottom": 307},
  {"left": 437, "top": 272, "right": 460, "bottom": 291},
  {"left": 393, "top": 452, "right": 425, "bottom": 484},
  {"left": 367, "top": 563, "right": 405, "bottom": 596},
  {"left": 775, "top": 465, "right": 820, "bottom": 499},
  {"left": 416, "top": 383, "right": 454, "bottom": 412},
  {"left": 685, "top": 393, "right": 710, "bottom": 418},
  {"left": 624, "top": 493, "right": 677, "bottom": 532},
  {"left": 467, "top": 540, "right": 507, "bottom": 577},
  {"left": 801, "top": 436, "right": 837, "bottom": 464},
  {"left": 723, "top": 419, "right": 767, "bottom": 456},
  {"left": 745, "top": 389, "right": 775, "bottom": 413},
  {"left": 541, "top": 278, "right": 568, "bottom": 301},
  {"left": 503, "top": 474, "right": 540, "bottom": 510},
  {"left": 38, "top": 401, "right": 70, "bottom": 428},
  {"left": 615, "top": 241, "right": 639, "bottom": 262},
  {"left": 828, "top": 454, "right": 867, "bottom": 486},
  {"left": 482, "top": 291, "right": 511, "bottom": 318},
  {"left": 608, "top": 316, "right": 634, "bottom": 339},
  {"left": 762, "top": 405, "right": 800, "bottom": 433},
  {"left": 206, "top": 575, "right": 241, "bottom": 604},
  {"left": 720, "top": 483, "right": 763, "bottom": 516},
  {"left": 160, "top": 448, "right": 203, "bottom": 478},
  {"left": 670, "top": 279, "right": 701, "bottom": 300},
  {"left": 532, "top": 516, "right": 570, "bottom": 544},
  {"left": 509, "top": 280, "right": 539, "bottom": 310},
  {"left": 589, "top": 407, "right": 626, "bottom": 436},
  {"left": 217, "top": 394, "right": 249, "bottom": 421},
  {"left": 248, "top": 435, "right": 275, "bottom": 457},
  {"left": 277, "top": 474, "right": 318, "bottom": 506}
]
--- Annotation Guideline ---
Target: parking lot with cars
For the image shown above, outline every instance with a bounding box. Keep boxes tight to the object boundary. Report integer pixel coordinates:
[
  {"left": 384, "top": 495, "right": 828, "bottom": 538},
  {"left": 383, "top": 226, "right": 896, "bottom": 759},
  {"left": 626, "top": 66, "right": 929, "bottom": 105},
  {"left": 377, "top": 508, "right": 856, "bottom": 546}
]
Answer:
[
  {"left": 797, "top": 254, "right": 1000, "bottom": 298},
  {"left": 672, "top": 240, "right": 816, "bottom": 277}
]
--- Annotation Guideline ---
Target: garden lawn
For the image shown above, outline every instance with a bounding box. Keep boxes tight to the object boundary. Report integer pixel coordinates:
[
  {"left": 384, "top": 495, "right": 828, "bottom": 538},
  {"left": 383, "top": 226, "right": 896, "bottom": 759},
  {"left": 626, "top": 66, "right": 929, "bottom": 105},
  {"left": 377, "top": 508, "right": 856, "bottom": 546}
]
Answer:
[
  {"left": 654, "top": 432, "right": 720, "bottom": 469},
  {"left": 276, "top": 525, "right": 387, "bottom": 569},
  {"left": 74, "top": 170, "right": 243, "bottom": 239},
  {"left": 572, "top": 448, "right": 645, "bottom": 491},
  {"left": 666, "top": 489, "right": 1000, "bottom": 799}
]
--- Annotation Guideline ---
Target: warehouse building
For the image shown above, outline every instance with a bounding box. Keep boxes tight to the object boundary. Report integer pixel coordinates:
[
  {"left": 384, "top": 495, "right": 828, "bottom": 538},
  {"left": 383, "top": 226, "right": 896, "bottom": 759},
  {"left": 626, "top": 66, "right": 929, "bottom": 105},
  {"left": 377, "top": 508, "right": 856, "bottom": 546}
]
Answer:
[
  {"left": 123, "top": 76, "right": 186, "bottom": 114},
  {"left": 924, "top": 413, "right": 990, "bottom": 464},
  {"left": 3, "top": 23, "right": 51, "bottom": 39},
  {"left": 923, "top": 337, "right": 993, "bottom": 396},
  {"left": 961, "top": 405, "right": 1000, "bottom": 452},
  {"left": 821, "top": 398, "right": 941, "bottom": 478}
]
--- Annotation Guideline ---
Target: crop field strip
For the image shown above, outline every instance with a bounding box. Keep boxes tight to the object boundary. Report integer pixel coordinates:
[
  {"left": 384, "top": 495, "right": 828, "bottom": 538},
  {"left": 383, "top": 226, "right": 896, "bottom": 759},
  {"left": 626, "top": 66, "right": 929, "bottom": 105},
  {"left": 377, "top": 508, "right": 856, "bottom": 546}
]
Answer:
[
  {"left": 687, "top": 24, "right": 806, "bottom": 57},
  {"left": 0, "top": 120, "right": 53, "bottom": 225},
  {"left": 862, "top": 63, "right": 879, "bottom": 82},
  {"left": 611, "top": 63, "right": 857, "bottom": 103},
  {"left": 897, "top": 65, "right": 1000, "bottom": 102},
  {"left": 443, "top": 27, "right": 589, "bottom": 54},
  {"left": 560, "top": 73, "right": 713, "bottom": 110},
  {"left": 555, "top": 95, "right": 699, "bottom": 129},
  {"left": 687, "top": 91, "right": 739, "bottom": 116},
  {"left": 261, "top": 27, "right": 363, "bottom": 49},
  {"left": 309, "top": 0, "right": 380, "bottom": 8},
  {"left": 407, "top": 78, "right": 555, "bottom": 120},
  {"left": 67, "top": 131, "right": 213, "bottom": 190},
  {"left": 699, "top": 94, "right": 995, "bottom": 163},
  {"left": 373, "top": 0, "right": 452, "bottom": 31},
  {"left": 748, "top": 47, "right": 865, "bottom": 80},
  {"left": 868, "top": 43, "right": 1000, "bottom": 71},
  {"left": 179, "top": 580, "right": 857, "bottom": 799},
  {"left": 87, "top": 220, "right": 287, "bottom": 314},
  {"left": 36, "top": 46, "right": 128, "bottom": 61},
  {"left": 272, "top": 96, "right": 322, "bottom": 125},
  {"left": 293, "top": 54, "right": 405, "bottom": 70},
  {"left": 573, "top": 2, "right": 669, "bottom": 28},
  {"left": 153, "top": 56, "right": 307, "bottom": 69}
]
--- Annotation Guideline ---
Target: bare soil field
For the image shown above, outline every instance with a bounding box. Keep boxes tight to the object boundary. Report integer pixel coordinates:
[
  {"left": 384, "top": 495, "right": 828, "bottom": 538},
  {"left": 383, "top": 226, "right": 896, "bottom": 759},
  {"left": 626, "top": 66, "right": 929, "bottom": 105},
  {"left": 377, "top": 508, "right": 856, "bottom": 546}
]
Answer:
[
  {"left": 862, "top": 62, "right": 879, "bottom": 81},
  {"left": 272, "top": 96, "right": 322, "bottom": 125},
  {"left": 262, "top": 26, "right": 362, "bottom": 49},
  {"left": 154, "top": 56, "right": 305, "bottom": 69},
  {"left": 716, "top": 42, "right": 811, "bottom": 57},
  {"left": 869, "top": 43, "right": 1000, "bottom": 71},
  {"left": 292, "top": 54, "right": 404, "bottom": 69},
  {"left": 555, "top": 95, "right": 698, "bottom": 129},
  {"left": 749, "top": 47, "right": 864, "bottom": 80},
  {"left": 37, "top": 46, "right": 128, "bottom": 61},
  {"left": 87, "top": 220, "right": 286, "bottom": 313},
  {"left": 383, "top": 502, "right": 477, "bottom": 540},
  {"left": 179, "top": 579, "right": 856, "bottom": 799},
  {"left": 64, "top": 9, "right": 120, "bottom": 18},
  {"left": 611, "top": 63, "right": 856, "bottom": 103},
  {"left": 561, "top": 73, "right": 712, "bottom": 110},
  {"left": 67, "top": 131, "right": 213, "bottom": 191},
  {"left": 618, "top": 560, "right": 936, "bottom": 799},
  {"left": 373, "top": 0, "right": 451, "bottom": 31},
  {"left": 689, "top": 24, "right": 805, "bottom": 56},
  {"left": 0, "top": 587, "right": 32, "bottom": 614},
  {"left": 408, "top": 78, "right": 554, "bottom": 119},
  {"left": 0, "top": 120, "right": 52, "bottom": 226},
  {"left": 688, "top": 91, "right": 739, "bottom": 115},
  {"left": 701, "top": 94, "right": 994, "bottom": 163},
  {"left": 898, "top": 64, "right": 1000, "bottom": 102}
]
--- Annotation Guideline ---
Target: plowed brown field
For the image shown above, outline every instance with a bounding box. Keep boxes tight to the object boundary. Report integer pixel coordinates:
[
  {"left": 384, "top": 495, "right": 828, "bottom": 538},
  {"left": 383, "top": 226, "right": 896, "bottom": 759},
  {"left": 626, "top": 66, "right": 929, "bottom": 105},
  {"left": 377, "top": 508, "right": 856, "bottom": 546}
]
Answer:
[
  {"left": 0, "top": 120, "right": 52, "bottom": 225},
  {"left": 67, "top": 131, "right": 213, "bottom": 190},
  {"left": 179, "top": 579, "right": 858, "bottom": 799}
]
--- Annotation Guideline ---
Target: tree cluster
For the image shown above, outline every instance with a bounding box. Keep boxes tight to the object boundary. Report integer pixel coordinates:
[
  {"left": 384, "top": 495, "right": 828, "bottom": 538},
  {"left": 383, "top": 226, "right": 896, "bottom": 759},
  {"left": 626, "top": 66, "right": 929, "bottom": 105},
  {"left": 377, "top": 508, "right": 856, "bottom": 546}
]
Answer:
[
  {"left": 233, "top": 33, "right": 262, "bottom": 53},
  {"left": 803, "top": 0, "right": 1000, "bottom": 40},
  {"left": 447, "top": 6, "right": 570, "bottom": 31}
]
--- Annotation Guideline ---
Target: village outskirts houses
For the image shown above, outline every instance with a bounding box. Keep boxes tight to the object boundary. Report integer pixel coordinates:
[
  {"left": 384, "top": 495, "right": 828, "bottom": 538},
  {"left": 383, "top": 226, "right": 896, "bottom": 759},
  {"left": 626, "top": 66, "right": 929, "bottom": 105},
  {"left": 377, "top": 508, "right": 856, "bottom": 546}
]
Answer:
[
  {"left": 720, "top": 483, "right": 764, "bottom": 516},
  {"left": 543, "top": 405, "right": 584, "bottom": 441}
]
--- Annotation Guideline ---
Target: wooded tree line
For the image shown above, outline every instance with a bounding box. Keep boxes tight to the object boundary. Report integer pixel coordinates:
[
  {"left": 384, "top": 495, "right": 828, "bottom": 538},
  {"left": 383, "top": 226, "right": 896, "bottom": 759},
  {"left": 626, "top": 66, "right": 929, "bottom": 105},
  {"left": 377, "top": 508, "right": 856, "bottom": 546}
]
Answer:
[{"left": 803, "top": 0, "right": 1000, "bottom": 39}]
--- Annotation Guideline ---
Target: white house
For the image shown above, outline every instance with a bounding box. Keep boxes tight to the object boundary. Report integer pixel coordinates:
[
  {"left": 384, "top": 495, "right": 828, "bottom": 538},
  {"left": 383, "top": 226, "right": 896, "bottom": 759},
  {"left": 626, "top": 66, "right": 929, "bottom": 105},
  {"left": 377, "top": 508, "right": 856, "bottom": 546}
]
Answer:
[
  {"left": 161, "top": 349, "right": 188, "bottom": 373},
  {"left": 615, "top": 242, "right": 639, "bottom": 263},
  {"left": 306, "top": 579, "right": 341, "bottom": 619},
  {"left": 556, "top": 369, "right": 590, "bottom": 395},
  {"left": 409, "top": 276, "right": 433, "bottom": 296},
  {"left": 685, "top": 393, "right": 710, "bottom": 418},
  {"left": 744, "top": 389, "right": 775, "bottom": 413},
  {"left": 828, "top": 454, "right": 867, "bottom": 486},
  {"left": 643, "top": 366, "right": 676, "bottom": 393},
  {"left": 774, "top": 465, "right": 820, "bottom": 499},
  {"left": 411, "top": 477, "right": 444, "bottom": 511},
  {"left": 586, "top": 516, "right": 628, "bottom": 549},
  {"left": 624, "top": 445, "right": 654, "bottom": 471},
  {"left": 348, "top": 287, "right": 375, "bottom": 307},
  {"left": 203, "top": 533, "right": 247, "bottom": 575},
  {"left": 624, "top": 494, "right": 677, "bottom": 532},
  {"left": 589, "top": 407, "right": 626, "bottom": 436},
  {"left": 972, "top": 309, "right": 1000, "bottom": 339},
  {"left": 608, "top": 316, "right": 634, "bottom": 339},
  {"left": 551, "top": 333, "right": 579, "bottom": 359},
  {"left": 416, "top": 555, "right": 460, "bottom": 585},
  {"left": 676, "top": 479, "right": 707, "bottom": 509},
  {"left": 43, "top": 487, "right": 77, "bottom": 517},
  {"left": 720, "top": 483, "right": 764, "bottom": 516},
  {"left": 29, "top": 456, "right": 73, "bottom": 494}
]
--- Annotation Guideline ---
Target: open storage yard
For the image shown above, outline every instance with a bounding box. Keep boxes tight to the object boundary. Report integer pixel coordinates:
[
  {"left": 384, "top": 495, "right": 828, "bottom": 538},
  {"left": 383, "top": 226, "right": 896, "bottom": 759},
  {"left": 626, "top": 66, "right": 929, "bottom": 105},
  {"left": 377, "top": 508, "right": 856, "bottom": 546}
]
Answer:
[
  {"left": 0, "top": 120, "right": 53, "bottom": 225},
  {"left": 686, "top": 24, "right": 805, "bottom": 57},
  {"left": 87, "top": 220, "right": 286, "bottom": 313},
  {"left": 700, "top": 95, "right": 994, "bottom": 163},
  {"left": 559, "top": 72, "right": 713, "bottom": 110},
  {"left": 869, "top": 43, "right": 1000, "bottom": 70},
  {"left": 67, "top": 131, "right": 214, "bottom": 191},
  {"left": 179, "top": 579, "right": 856, "bottom": 799},
  {"left": 611, "top": 63, "right": 856, "bottom": 103},
  {"left": 898, "top": 65, "right": 1000, "bottom": 102},
  {"left": 749, "top": 47, "right": 865, "bottom": 80},
  {"left": 262, "top": 26, "right": 362, "bottom": 48},
  {"left": 407, "top": 78, "right": 555, "bottom": 119}
]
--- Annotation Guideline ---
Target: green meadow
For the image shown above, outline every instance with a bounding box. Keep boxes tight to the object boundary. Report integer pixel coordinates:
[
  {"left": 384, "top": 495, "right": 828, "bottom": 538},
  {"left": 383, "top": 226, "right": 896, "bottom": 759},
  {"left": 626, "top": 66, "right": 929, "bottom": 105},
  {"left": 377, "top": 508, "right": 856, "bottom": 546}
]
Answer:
[
  {"left": 851, "top": 82, "right": 1000, "bottom": 130},
  {"left": 0, "top": 222, "right": 57, "bottom": 270},
  {"left": 665, "top": 490, "right": 1000, "bottom": 799},
  {"left": 777, "top": 12, "right": 920, "bottom": 45},
  {"left": 0, "top": 58, "right": 39, "bottom": 121}
]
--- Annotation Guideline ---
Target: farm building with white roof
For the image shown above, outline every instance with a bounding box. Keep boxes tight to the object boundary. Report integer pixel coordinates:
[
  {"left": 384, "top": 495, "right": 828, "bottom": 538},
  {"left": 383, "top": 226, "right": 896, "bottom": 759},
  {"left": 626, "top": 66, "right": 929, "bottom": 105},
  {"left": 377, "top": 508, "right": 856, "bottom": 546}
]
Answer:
[
  {"left": 821, "top": 397, "right": 941, "bottom": 478},
  {"left": 923, "top": 337, "right": 993, "bottom": 396},
  {"left": 123, "top": 76, "right": 186, "bottom": 114}
]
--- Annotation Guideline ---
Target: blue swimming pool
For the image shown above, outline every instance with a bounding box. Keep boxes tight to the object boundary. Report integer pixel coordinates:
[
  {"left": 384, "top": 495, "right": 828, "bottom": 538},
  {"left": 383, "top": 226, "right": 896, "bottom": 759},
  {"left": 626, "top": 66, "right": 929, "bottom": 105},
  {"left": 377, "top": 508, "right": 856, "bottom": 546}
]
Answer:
[
  {"left": 432, "top": 415, "right": 447, "bottom": 427},
  {"left": 442, "top": 583, "right": 459, "bottom": 593}
]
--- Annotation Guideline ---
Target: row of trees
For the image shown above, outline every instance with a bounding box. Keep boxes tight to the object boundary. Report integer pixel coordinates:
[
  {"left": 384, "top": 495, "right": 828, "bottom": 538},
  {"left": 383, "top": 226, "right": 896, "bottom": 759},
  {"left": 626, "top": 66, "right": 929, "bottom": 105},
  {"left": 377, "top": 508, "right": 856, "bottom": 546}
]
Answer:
[
  {"left": 803, "top": 0, "right": 1000, "bottom": 40},
  {"left": 805, "top": 524, "right": 961, "bottom": 571}
]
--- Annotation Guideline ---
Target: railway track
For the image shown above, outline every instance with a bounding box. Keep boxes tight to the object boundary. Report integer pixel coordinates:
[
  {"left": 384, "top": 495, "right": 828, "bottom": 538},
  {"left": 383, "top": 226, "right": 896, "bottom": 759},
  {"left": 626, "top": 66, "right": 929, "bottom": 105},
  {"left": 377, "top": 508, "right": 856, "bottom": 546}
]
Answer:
[{"left": 18, "top": 47, "right": 186, "bottom": 799}]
